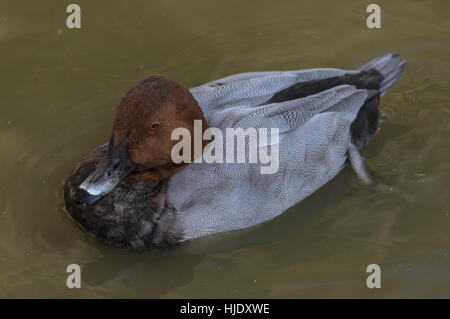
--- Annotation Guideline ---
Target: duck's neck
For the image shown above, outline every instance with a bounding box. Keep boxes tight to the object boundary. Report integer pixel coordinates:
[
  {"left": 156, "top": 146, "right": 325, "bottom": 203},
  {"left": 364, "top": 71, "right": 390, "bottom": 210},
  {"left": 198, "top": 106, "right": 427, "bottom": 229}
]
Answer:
[{"left": 132, "top": 164, "right": 186, "bottom": 181}]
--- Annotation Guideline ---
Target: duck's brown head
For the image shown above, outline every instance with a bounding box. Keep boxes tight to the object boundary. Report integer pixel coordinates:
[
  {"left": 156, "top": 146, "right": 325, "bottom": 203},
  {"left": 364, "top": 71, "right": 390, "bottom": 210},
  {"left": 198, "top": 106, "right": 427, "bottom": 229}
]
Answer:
[{"left": 75, "top": 75, "right": 208, "bottom": 204}]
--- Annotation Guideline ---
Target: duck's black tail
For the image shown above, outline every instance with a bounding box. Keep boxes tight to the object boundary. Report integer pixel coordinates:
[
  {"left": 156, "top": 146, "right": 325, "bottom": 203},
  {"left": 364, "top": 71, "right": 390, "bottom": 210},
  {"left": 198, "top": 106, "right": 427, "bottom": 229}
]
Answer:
[
  {"left": 348, "top": 54, "right": 405, "bottom": 184},
  {"left": 359, "top": 53, "right": 406, "bottom": 96},
  {"left": 266, "top": 53, "right": 405, "bottom": 105}
]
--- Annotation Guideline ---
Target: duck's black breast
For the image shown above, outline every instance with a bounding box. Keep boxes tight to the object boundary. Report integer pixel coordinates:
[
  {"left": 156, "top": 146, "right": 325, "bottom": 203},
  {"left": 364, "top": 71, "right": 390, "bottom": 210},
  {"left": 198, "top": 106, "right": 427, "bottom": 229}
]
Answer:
[{"left": 64, "top": 144, "right": 183, "bottom": 248}]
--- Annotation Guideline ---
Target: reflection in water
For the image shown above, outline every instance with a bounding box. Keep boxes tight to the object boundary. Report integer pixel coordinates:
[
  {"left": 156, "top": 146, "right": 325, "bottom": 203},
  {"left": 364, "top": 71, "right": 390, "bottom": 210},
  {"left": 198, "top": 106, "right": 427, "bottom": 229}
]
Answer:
[
  {"left": 82, "top": 250, "right": 204, "bottom": 298},
  {"left": 0, "top": 0, "right": 449, "bottom": 298}
]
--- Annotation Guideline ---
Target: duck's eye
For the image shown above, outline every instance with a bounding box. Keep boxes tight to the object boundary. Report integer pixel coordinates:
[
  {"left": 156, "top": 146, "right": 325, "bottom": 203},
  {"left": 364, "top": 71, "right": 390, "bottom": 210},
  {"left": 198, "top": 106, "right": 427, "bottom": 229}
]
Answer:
[{"left": 150, "top": 122, "right": 160, "bottom": 130}]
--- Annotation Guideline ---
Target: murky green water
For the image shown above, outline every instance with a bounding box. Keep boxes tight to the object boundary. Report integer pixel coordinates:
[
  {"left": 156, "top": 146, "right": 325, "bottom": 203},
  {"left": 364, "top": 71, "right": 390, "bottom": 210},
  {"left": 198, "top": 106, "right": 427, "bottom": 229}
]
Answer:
[{"left": 0, "top": 0, "right": 449, "bottom": 298}]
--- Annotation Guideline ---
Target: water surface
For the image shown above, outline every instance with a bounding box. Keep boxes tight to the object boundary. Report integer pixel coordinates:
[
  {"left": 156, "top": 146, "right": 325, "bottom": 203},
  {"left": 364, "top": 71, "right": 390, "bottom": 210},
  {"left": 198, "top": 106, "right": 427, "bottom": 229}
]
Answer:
[{"left": 0, "top": 0, "right": 449, "bottom": 298}]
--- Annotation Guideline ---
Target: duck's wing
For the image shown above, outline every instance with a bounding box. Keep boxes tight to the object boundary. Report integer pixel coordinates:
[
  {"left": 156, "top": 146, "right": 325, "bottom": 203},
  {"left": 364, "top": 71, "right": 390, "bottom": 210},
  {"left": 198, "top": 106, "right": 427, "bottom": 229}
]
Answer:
[
  {"left": 210, "top": 84, "right": 368, "bottom": 133},
  {"left": 190, "top": 53, "right": 405, "bottom": 126},
  {"left": 189, "top": 68, "right": 351, "bottom": 123},
  {"left": 171, "top": 54, "right": 405, "bottom": 239},
  {"left": 168, "top": 85, "right": 370, "bottom": 239},
  {"left": 168, "top": 109, "right": 367, "bottom": 240}
]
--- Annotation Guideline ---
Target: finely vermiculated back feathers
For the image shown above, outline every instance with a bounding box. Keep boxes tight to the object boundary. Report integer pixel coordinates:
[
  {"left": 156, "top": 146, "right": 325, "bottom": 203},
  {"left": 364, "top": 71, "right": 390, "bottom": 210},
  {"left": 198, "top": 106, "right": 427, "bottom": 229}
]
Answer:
[{"left": 168, "top": 54, "right": 405, "bottom": 239}]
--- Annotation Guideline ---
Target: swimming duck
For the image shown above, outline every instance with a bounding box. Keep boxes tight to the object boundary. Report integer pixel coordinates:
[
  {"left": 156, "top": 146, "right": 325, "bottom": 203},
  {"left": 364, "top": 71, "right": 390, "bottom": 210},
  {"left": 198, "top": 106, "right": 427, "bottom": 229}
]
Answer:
[{"left": 64, "top": 53, "right": 405, "bottom": 248}]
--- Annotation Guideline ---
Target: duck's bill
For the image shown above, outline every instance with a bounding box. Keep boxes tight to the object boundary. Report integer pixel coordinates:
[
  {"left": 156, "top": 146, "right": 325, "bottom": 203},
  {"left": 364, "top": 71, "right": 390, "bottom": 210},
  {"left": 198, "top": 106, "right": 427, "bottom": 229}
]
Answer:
[{"left": 74, "top": 140, "right": 137, "bottom": 205}]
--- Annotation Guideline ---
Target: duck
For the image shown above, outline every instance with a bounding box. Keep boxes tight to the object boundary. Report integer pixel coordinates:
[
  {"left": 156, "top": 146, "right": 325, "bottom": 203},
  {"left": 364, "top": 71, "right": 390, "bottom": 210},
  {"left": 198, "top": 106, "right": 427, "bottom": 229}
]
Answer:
[{"left": 64, "top": 53, "right": 406, "bottom": 248}]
